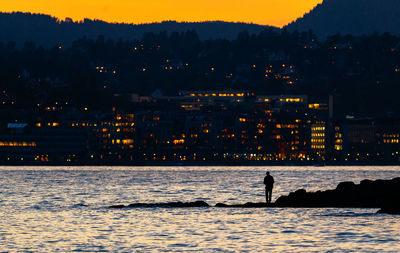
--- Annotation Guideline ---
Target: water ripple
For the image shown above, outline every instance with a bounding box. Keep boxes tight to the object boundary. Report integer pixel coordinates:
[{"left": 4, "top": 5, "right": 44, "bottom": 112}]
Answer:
[{"left": 0, "top": 166, "right": 399, "bottom": 251}]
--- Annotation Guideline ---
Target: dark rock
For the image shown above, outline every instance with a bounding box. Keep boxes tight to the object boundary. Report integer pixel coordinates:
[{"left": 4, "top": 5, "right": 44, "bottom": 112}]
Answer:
[
  {"left": 215, "top": 202, "right": 270, "bottom": 208},
  {"left": 109, "top": 205, "right": 126, "bottom": 208},
  {"left": 109, "top": 178, "right": 400, "bottom": 210},
  {"left": 109, "top": 201, "right": 209, "bottom": 209},
  {"left": 336, "top": 181, "right": 356, "bottom": 192},
  {"left": 243, "top": 202, "right": 269, "bottom": 208},
  {"left": 73, "top": 203, "right": 88, "bottom": 207},
  {"left": 275, "top": 177, "right": 400, "bottom": 208},
  {"left": 124, "top": 201, "right": 209, "bottom": 208}
]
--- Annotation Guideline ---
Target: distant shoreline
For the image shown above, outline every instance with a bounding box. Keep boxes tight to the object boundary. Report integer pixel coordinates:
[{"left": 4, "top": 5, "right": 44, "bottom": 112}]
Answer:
[{"left": 0, "top": 161, "right": 399, "bottom": 166}]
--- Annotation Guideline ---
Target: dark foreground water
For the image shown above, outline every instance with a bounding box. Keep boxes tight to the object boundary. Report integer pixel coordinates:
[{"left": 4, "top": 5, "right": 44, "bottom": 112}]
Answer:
[{"left": 0, "top": 166, "right": 399, "bottom": 252}]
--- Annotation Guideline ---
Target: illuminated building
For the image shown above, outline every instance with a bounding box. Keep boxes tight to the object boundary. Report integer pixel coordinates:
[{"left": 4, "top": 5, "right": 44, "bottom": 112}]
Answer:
[
  {"left": 134, "top": 110, "right": 179, "bottom": 161},
  {"left": 91, "top": 113, "right": 136, "bottom": 161},
  {"left": 179, "top": 90, "right": 252, "bottom": 104},
  {"left": 334, "top": 126, "right": 344, "bottom": 151},
  {"left": 184, "top": 113, "right": 225, "bottom": 161},
  {"left": 234, "top": 112, "right": 308, "bottom": 161},
  {"left": 2, "top": 91, "right": 400, "bottom": 164},
  {"left": 256, "top": 95, "right": 308, "bottom": 114},
  {"left": 0, "top": 123, "right": 88, "bottom": 163},
  {"left": 310, "top": 121, "right": 326, "bottom": 158},
  {"left": 256, "top": 95, "right": 307, "bottom": 104}
]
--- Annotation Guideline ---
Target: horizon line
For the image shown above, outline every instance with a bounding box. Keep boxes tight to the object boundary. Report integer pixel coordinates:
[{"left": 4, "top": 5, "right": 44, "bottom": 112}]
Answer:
[{"left": 1, "top": 11, "right": 290, "bottom": 29}]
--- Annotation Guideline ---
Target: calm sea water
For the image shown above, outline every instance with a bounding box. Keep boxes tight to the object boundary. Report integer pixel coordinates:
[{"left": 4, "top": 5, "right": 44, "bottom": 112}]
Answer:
[{"left": 0, "top": 166, "right": 399, "bottom": 252}]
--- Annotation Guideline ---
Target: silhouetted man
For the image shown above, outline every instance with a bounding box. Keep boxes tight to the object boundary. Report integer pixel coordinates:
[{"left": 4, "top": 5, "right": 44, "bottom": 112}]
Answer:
[{"left": 264, "top": 172, "right": 274, "bottom": 204}]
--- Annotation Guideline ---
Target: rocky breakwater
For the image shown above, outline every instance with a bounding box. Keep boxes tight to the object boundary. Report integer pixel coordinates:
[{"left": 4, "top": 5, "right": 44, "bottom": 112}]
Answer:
[
  {"left": 275, "top": 177, "right": 400, "bottom": 213},
  {"left": 215, "top": 202, "right": 271, "bottom": 208},
  {"left": 108, "top": 178, "right": 400, "bottom": 214},
  {"left": 109, "top": 201, "right": 209, "bottom": 209}
]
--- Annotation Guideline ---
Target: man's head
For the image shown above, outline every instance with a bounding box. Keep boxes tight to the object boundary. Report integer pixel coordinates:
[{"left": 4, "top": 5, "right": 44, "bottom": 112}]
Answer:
[{"left": 266, "top": 172, "right": 270, "bottom": 176}]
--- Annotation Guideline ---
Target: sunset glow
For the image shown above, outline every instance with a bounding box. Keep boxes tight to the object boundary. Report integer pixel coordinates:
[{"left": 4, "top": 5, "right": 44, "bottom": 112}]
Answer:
[{"left": 0, "top": 0, "right": 323, "bottom": 27}]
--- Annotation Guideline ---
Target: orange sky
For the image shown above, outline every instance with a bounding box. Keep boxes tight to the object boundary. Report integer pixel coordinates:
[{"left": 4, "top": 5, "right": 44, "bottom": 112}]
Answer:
[{"left": 0, "top": 0, "right": 323, "bottom": 27}]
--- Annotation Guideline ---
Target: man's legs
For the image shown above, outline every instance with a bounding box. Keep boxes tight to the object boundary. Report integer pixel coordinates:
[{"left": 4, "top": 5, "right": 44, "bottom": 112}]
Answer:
[{"left": 268, "top": 190, "right": 272, "bottom": 204}]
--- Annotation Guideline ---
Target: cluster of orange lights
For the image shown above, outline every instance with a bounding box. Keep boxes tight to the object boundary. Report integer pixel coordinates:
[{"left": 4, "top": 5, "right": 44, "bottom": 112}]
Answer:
[
  {"left": 383, "top": 133, "right": 400, "bottom": 138},
  {"left": 383, "top": 139, "right": 400, "bottom": 143},
  {"left": 122, "top": 139, "right": 134, "bottom": 145},
  {"left": 0, "top": 141, "right": 36, "bottom": 147},
  {"left": 72, "top": 122, "right": 94, "bottom": 127},
  {"left": 276, "top": 124, "right": 299, "bottom": 129},
  {"left": 36, "top": 123, "right": 59, "bottom": 127},
  {"left": 45, "top": 106, "right": 58, "bottom": 111},
  {"left": 279, "top": 98, "right": 303, "bottom": 103},
  {"left": 334, "top": 145, "right": 343, "bottom": 151},
  {"left": 173, "top": 139, "right": 185, "bottom": 145},
  {"left": 308, "top": 104, "right": 321, "bottom": 109},
  {"left": 189, "top": 93, "right": 246, "bottom": 97},
  {"left": 218, "top": 134, "right": 235, "bottom": 139},
  {"left": 35, "top": 155, "right": 49, "bottom": 162}
]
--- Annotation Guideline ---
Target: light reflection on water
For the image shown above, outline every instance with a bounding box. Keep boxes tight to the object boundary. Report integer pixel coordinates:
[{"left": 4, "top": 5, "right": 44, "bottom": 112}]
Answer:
[{"left": 0, "top": 166, "right": 399, "bottom": 251}]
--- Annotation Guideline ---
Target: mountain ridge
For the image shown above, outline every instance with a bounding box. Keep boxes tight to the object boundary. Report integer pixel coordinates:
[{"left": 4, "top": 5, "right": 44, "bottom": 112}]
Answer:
[
  {"left": 285, "top": 0, "right": 400, "bottom": 38},
  {"left": 0, "top": 12, "right": 277, "bottom": 47}
]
